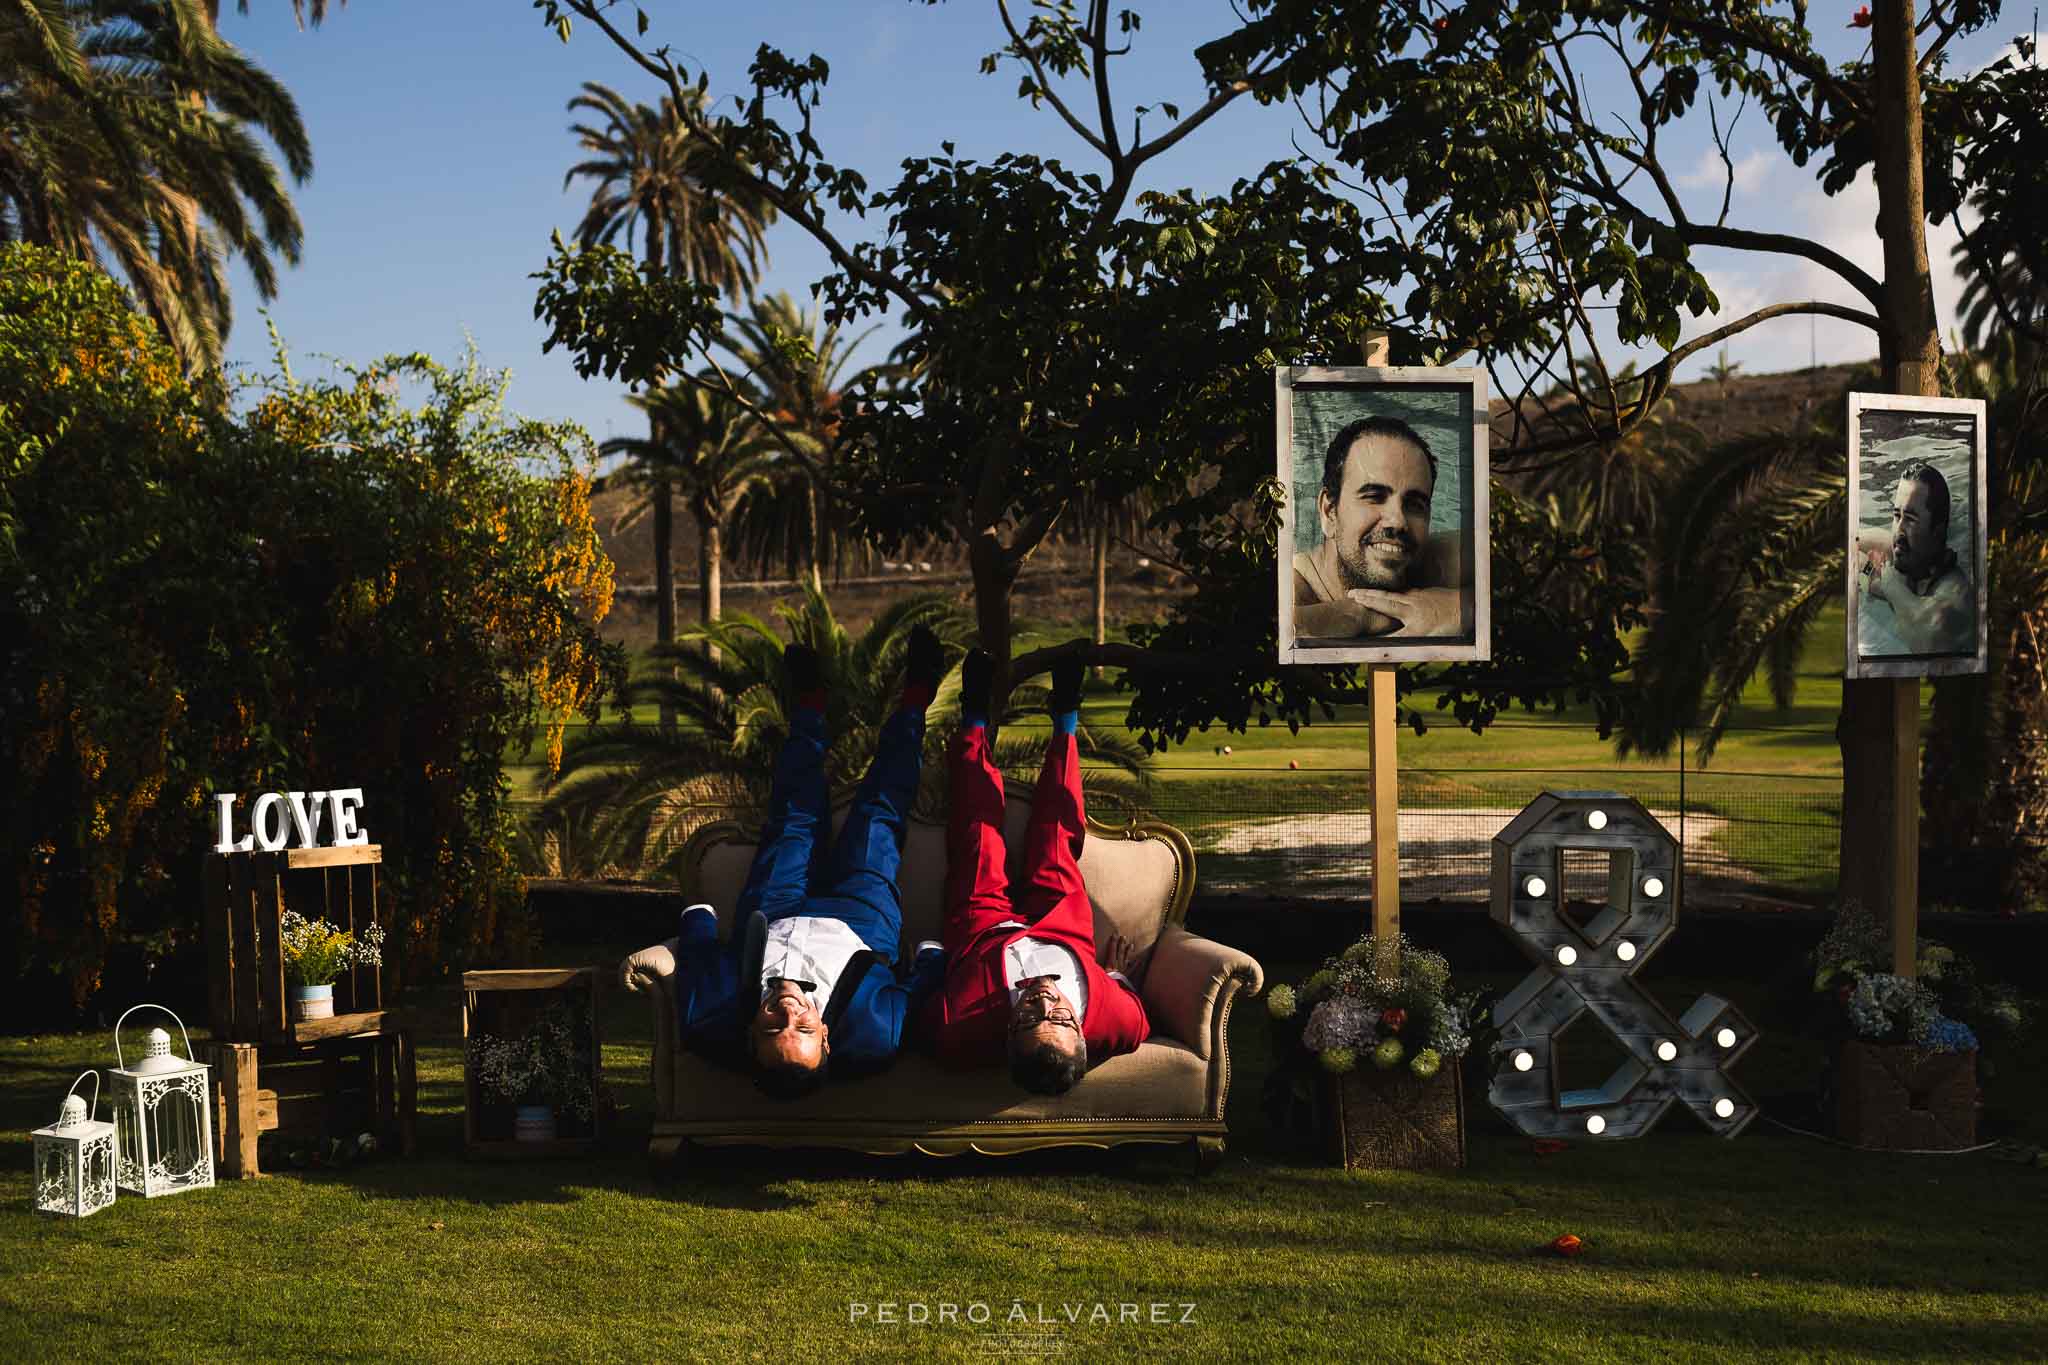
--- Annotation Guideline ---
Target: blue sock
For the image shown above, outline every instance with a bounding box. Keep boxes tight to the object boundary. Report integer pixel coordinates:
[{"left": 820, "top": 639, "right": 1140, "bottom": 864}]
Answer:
[
  {"left": 962, "top": 713, "right": 987, "bottom": 731},
  {"left": 1053, "top": 709, "right": 1079, "bottom": 736}
]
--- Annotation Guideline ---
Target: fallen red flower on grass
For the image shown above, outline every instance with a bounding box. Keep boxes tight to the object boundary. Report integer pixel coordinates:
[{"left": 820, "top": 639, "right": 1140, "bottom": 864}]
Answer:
[{"left": 1548, "top": 1233, "right": 1585, "bottom": 1257}]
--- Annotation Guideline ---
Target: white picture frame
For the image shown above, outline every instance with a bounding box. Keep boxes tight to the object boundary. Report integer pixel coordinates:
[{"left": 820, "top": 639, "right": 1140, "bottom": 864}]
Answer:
[
  {"left": 1844, "top": 392, "right": 1989, "bottom": 679},
  {"left": 1276, "top": 365, "right": 1491, "bottom": 665}
]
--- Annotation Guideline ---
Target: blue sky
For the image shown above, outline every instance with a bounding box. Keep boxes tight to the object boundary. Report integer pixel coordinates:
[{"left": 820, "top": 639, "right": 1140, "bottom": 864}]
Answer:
[{"left": 213, "top": 2, "right": 2032, "bottom": 457}]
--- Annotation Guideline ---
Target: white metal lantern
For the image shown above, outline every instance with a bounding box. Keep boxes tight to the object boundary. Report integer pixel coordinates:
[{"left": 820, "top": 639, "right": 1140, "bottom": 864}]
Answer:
[
  {"left": 31, "top": 1071, "right": 117, "bottom": 1218},
  {"left": 108, "top": 1005, "right": 215, "bottom": 1198}
]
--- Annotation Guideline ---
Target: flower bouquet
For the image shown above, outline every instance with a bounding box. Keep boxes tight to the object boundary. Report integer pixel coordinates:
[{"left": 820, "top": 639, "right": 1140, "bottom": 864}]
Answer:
[
  {"left": 468, "top": 999, "right": 597, "bottom": 1143},
  {"left": 1809, "top": 902, "right": 2028, "bottom": 1149},
  {"left": 279, "top": 909, "right": 385, "bottom": 1020},
  {"left": 1263, "top": 934, "right": 1482, "bottom": 1170}
]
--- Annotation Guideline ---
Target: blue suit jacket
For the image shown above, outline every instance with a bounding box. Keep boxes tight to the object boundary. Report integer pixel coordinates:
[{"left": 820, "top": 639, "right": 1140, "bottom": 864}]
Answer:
[{"left": 672, "top": 906, "right": 945, "bottom": 1074}]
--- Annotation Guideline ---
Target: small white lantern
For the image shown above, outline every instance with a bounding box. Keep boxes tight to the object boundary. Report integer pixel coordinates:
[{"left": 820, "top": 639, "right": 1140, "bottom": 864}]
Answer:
[
  {"left": 108, "top": 1005, "right": 214, "bottom": 1199},
  {"left": 31, "top": 1071, "right": 117, "bottom": 1218}
]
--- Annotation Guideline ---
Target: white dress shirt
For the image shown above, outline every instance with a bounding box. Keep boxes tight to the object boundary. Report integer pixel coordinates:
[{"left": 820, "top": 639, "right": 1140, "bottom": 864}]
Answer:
[
  {"left": 759, "top": 914, "right": 869, "bottom": 1014},
  {"left": 1001, "top": 930, "right": 1088, "bottom": 1020}
]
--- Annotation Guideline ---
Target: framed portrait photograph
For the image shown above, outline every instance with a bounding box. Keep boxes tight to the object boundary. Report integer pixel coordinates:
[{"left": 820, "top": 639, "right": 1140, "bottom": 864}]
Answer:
[
  {"left": 1275, "top": 366, "right": 1491, "bottom": 664},
  {"left": 1844, "top": 393, "right": 1988, "bottom": 679}
]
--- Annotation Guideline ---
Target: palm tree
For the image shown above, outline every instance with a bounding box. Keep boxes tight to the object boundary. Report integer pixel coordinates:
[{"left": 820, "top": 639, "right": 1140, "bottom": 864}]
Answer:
[
  {"left": 564, "top": 82, "right": 775, "bottom": 675},
  {"left": 602, "top": 379, "right": 781, "bottom": 631},
  {"left": 1619, "top": 341, "right": 2048, "bottom": 906},
  {"left": 0, "top": 0, "right": 312, "bottom": 370},
  {"left": 534, "top": 587, "right": 1155, "bottom": 880},
  {"left": 1518, "top": 360, "right": 1700, "bottom": 541},
  {"left": 725, "top": 290, "right": 881, "bottom": 591},
  {"left": 1706, "top": 347, "right": 1743, "bottom": 439}
]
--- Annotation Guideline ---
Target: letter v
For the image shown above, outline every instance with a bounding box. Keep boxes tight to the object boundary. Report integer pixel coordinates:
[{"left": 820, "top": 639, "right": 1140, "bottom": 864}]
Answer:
[{"left": 286, "top": 791, "right": 328, "bottom": 847}]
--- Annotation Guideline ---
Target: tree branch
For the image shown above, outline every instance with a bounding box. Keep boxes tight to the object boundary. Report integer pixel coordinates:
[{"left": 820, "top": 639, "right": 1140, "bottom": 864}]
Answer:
[
  {"left": 563, "top": 0, "right": 938, "bottom": 325},
  {"left": 1008, "top": 638, "right": 1209, "bottom": 682},
  {"left": 996, "top": 0, "right": 1110, "bottom": 157}
]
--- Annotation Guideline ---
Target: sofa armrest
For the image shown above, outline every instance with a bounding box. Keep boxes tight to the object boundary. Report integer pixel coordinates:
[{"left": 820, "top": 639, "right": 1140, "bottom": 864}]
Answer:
[
  {"left": 1141, "top": 926, "right": 1264, "bottom": 1061},
  {"left": 620, "top": 938, "right": 681, "bottom": 1119},
  {"left": 621, "top": 937, "right": 681, "bottom": 994}
]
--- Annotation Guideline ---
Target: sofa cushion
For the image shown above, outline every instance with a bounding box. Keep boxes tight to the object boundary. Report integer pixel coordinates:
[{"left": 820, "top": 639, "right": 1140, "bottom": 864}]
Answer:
[
  {"left": 668, "top": 1036, "right": 1212, "bottom": 1127},
  {"left": 685, "top": 794, "right": 1188, "bottom": 957}
]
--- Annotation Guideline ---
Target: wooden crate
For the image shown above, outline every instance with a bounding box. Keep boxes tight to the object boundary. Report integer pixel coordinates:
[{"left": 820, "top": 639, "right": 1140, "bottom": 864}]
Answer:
[
  {"left": 1326, "top": 1064, "right": 1467, "bottom": 1172},
  {"left": 462, "top": 968, "right": 604, "bottom": 1159},
  {"left": 1835, "top": 1040, "right": 1978, "bottom": 1150}
]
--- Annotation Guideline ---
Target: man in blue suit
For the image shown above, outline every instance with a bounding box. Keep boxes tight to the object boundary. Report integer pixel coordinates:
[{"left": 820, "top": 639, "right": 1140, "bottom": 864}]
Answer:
[{"left": 672, "top": 626, "right": 949, "bottom": 1100}]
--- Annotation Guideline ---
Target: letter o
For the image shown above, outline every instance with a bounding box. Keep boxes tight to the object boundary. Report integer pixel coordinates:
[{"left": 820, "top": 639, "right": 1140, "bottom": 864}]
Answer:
[{"left": 251, "top": 792, "right": 289, "bottom": 851}]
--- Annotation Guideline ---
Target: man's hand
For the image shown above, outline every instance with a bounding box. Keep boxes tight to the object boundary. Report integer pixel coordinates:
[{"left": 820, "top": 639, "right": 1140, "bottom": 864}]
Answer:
[
  {"left": 1098, "top": 931, "right": 1147, "bottom": 981},
  {"left": 1294, "top": 597, "right": 1397, "bottom": 639},
  {"left": 1346, "top": 586, "right": 1464, "bottom": 637},
  {"left": 1867, "top": 559, "right": 1899, "bottom": 605}
]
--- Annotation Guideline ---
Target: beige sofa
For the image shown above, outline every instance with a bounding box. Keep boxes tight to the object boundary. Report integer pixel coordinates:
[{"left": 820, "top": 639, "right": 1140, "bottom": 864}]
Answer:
[{"left": 620, "top": 799, "right": 1263, "bottom": 1168}]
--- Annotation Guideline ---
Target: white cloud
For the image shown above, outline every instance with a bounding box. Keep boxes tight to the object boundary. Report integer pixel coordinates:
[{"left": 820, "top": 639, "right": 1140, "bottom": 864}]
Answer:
[{"left": 1673, "top": 147, "right": 1772, "bottom": 197}]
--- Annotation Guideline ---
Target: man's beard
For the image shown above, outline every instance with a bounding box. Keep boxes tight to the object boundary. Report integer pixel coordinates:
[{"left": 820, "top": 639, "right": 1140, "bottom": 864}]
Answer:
[
  {"left": 1337, "top": 532, "right": 1415, "bottom": 590},
  {"left": 1893, "top": 526, "right": 1943, "bottom": 582}
]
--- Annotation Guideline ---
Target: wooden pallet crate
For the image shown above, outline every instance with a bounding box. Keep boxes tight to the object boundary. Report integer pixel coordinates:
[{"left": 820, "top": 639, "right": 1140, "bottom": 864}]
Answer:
[{"left": 462, "top": 968, "right": 604, "bottom": 1159}]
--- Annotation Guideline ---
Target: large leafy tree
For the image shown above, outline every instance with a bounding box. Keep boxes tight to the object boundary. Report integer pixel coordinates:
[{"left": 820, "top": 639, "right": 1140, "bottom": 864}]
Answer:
[
  {"left": 533, "top": 0, "right": 1646, "bottom": 766},
  {"left": 565, "top": 81, "right": 774, "bottom": 697},
  {"left": 1193, "top": 0, "right": 2047, "bottom": 931},
  {"left": 0, "top": 0, "right": 313, "bottom": 370},
  {"left": 0, "top": 245, "right": 623, "bottom": 1012}
]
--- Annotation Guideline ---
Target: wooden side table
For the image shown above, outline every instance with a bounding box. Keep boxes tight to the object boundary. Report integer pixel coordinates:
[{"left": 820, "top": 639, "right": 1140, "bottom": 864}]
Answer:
[{"left": 462, "top": 968, "right": 603, "bottom": 1159}]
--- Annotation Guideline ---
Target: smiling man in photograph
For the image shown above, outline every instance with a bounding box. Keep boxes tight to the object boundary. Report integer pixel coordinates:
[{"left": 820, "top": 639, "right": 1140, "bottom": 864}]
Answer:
[{"left": 1292, "top": 415, "right": 1468, "bottom": 642}]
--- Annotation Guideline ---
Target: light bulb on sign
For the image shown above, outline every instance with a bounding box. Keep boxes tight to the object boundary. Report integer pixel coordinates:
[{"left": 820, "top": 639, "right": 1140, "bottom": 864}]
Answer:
[
  {"left": 1555, "top": 945, "right": 1577, "bottom": 967},
  {"left": 1587, "top": 809, "right": 1608, "bottom": 830},
  {"left": 1513, "top": 1051, "right": 1534, "bottom": 1072},
  {"left": 1714, "top": 1098, "right": 1736, "bottom": 1119},
  {"left": 1616, "top": 940, "right": 1638, "bottom": 962},
  {"left": 1525, "top": 876, "right": 1547, "bottom": 898},
  {"left": 1585, "top": 1114, "right": 1607, "bottom": 1135},
  {"left": 1656, "top": 1040, "right": 1678, "bottom": 1062},
  {"left": 1643, "top": 877, "right": 1665, "bottom": 898},
  {"left": 1717, "top": 1027, "right": 1737, "bottom": 1049}
]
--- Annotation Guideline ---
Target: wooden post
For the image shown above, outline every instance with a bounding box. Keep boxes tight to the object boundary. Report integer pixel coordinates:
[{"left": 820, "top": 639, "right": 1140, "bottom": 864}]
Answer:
[
  {"left": 1891, "top": 679, "right": 1920, "bottom": 976},
  {"left": 1360, "top": 328, "right": 1402, "bottom": 973},
  {"left": 1370, "top": 663, "right": 1401, "bottom": 971}
]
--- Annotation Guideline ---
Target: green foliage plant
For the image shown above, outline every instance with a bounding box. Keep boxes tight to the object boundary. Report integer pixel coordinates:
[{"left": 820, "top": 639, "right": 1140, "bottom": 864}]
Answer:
[{"left": 0, "top": 245, "right": 626, "bottom": 1009}]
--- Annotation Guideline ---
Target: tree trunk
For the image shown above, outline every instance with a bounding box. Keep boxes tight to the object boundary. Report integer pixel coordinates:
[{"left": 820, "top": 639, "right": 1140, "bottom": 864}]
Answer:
[
  {"left": 1092, "top": 514, "right": 1110, "bottom": 680},
  {"left": 1845, "top": 0, "right": 1944, "bottom": 973},
  {"left": 806, "top": 481, "right": 825, "bottom": 595},
  {"left": 970, "top": 531, "right": 1020, "bottom": 731},
  {"left": 701, "top": 517, "right": 723, "bottom": 625},
  {"left": 652, "top": 471, "right": 676, "bottom": 728}
]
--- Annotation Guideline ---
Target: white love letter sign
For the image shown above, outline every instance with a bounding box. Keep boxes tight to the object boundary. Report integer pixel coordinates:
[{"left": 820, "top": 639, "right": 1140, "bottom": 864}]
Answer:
[{"left": 213, "top": 788, "right": 369, "bottom": 853}]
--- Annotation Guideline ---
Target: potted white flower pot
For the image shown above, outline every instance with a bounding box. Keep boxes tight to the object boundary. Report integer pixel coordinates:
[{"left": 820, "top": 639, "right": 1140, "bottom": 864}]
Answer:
[
  {"left": 514, "top": 1105, "right": 557, "bottom": 1143},
  {"left": 290, "top": 983, "right": 334, "bottom": 1022}
]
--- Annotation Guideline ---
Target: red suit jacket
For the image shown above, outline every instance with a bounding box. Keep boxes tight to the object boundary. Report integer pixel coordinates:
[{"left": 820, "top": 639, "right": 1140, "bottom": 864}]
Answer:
[{"left": 920, "top": 727, "right": 1149, "bottom": 1068}]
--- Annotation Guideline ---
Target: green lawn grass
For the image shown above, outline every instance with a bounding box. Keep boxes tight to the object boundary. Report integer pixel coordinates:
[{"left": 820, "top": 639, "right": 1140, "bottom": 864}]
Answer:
[{"left": 4, "top": 946, "right": 2041, "bottom": 1362}]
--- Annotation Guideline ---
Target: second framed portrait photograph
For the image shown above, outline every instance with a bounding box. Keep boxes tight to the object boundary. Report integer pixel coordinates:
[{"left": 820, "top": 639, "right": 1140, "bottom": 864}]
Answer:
[
  {"left": 1845, "top": 392, "right": 1988, "bottom": 679},
  {"left": 1276, "top": 366, "right": 1490, "bottom": 664}
]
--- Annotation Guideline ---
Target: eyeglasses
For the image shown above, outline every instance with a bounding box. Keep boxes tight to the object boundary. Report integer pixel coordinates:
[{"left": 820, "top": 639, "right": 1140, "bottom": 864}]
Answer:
[{"left": 1011, "top": 978, "right": 1077, "bottom": 1032}]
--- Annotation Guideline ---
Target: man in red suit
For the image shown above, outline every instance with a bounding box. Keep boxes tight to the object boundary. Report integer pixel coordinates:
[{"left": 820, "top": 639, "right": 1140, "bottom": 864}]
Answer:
[{"left": 920, "top": 650, "right": 1149, "bottom": 1094}]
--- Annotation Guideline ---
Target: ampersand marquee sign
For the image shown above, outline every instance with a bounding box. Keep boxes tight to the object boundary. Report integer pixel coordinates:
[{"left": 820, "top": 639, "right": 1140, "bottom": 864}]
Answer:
[{"left": 1487, "top": 791, "right": 1757, "bottom": 1140}]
